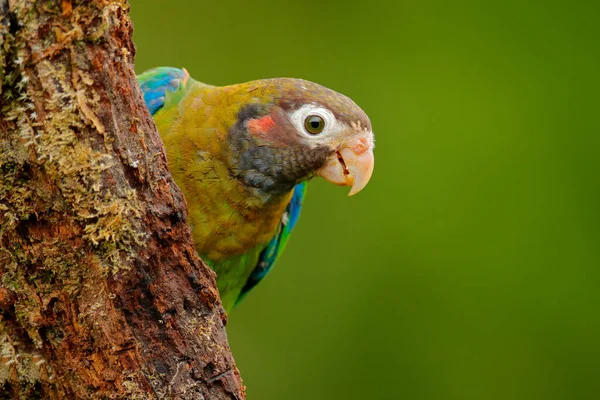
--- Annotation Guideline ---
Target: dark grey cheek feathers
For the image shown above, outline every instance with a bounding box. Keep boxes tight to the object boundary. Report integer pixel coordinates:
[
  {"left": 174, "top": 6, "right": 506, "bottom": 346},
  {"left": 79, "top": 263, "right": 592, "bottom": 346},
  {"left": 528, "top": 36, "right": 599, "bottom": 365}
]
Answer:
[
  {"left": 228, "top": 104, "right": 332, "bottom": 194},
  {"left": 236, "top": 140, "right": 331, "bottom": 193}
]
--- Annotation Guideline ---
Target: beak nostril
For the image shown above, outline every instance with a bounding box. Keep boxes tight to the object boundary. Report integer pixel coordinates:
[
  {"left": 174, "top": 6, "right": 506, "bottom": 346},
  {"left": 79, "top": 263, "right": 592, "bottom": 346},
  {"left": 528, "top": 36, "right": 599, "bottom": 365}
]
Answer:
[{"left": 352, "top": 137, "right": 370, "bottom": 155}]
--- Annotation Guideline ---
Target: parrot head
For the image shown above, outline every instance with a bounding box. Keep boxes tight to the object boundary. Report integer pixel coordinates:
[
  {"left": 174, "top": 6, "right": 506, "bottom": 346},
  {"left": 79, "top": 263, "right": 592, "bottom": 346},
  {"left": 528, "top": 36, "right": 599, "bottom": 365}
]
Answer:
[{"left": 226, "top": 78, "right": 375, "bottom": 196}]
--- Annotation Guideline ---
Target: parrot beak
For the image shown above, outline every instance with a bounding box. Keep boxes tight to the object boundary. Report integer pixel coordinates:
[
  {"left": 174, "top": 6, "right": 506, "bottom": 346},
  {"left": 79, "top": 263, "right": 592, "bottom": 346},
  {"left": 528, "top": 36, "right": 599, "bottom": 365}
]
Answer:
[{"left": 317, "top": 136, "right": 375, "bottom": 196}]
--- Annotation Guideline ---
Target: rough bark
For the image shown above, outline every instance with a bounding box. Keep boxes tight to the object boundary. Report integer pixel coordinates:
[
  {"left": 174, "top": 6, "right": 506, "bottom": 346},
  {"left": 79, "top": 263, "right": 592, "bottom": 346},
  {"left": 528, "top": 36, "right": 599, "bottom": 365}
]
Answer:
[{"left": 0, "top": 1, "right": 245, "bottom": 398}]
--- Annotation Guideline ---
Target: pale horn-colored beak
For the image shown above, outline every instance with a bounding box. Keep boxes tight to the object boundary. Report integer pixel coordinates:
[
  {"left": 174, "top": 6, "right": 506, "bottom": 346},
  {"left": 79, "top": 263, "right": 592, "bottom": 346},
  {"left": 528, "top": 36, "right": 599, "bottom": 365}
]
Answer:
[{"left": 317, "top": 136, "right": 375, "bottom": 196}]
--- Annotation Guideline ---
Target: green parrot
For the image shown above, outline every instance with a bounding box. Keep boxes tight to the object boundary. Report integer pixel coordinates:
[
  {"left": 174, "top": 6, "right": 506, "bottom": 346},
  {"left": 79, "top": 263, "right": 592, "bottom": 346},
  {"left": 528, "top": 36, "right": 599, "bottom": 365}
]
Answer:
[{"left": 138, "top": 67, "right": 374, "bottom": 312}]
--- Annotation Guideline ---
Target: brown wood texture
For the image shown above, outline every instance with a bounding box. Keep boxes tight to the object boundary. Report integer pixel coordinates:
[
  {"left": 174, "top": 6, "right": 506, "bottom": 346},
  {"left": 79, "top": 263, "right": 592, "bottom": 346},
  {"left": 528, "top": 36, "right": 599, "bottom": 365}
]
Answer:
[{"left": 0, "top": 1, "right": 245, "bottom": 398}]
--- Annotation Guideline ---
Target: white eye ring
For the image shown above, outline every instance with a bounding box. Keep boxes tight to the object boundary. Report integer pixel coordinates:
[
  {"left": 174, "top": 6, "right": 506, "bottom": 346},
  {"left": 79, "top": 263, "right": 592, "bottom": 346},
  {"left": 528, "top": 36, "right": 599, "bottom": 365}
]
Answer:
[{"left": 289, "top": 105, "right": 338, "bottom": 140}]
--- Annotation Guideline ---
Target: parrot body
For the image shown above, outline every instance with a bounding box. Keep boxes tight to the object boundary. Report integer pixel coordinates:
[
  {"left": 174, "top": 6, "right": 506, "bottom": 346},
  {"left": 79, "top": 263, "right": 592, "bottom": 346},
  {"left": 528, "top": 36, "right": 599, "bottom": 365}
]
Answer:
[{"left": 138, "top": 67, "right": 374, "bottom": 311}]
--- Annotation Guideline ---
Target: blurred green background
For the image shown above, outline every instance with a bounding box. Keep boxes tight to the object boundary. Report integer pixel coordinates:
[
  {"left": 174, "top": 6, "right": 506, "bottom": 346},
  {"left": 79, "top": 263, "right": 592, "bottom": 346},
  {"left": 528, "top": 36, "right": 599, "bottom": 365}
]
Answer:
[{"left": 130, "top": 1, "right": 599, "bottom": 399}]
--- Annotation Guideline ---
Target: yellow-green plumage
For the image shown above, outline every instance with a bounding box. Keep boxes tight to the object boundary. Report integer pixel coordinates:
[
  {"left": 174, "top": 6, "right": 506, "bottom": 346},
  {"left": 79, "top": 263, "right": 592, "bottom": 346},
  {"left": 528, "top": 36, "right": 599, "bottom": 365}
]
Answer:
[{"left": 154, "top": 79, "right": 291, "bottom": 261}]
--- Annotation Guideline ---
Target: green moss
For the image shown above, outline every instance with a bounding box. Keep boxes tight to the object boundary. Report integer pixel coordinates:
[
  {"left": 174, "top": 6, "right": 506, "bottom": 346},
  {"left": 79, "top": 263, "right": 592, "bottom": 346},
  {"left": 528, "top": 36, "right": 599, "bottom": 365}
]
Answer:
[
  {"left": 2, "top": 44, "right": 146, "bottom": 277},
  {"left": 0, "top": 326, "right": 54, "bottom": 396},
  {"left": 122, "top": 372, "right": 154, "bottom": 400},
  {"left": 0, "top": 1, "right": 146, "bottom": 392}
]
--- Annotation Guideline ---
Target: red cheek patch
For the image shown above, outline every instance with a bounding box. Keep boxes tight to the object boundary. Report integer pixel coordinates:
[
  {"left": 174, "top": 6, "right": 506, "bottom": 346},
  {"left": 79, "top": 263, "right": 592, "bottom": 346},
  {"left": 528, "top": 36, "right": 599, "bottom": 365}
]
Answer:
[{"left": 248, "top": 115, "right": 276, "bottom": 135}]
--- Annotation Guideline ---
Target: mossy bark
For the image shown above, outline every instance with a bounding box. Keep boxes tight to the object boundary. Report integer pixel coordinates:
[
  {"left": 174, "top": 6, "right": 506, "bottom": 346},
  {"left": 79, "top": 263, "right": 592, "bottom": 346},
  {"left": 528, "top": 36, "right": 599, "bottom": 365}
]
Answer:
[{"left": 0, "top": 1, "right": 245, "bottom": 398}]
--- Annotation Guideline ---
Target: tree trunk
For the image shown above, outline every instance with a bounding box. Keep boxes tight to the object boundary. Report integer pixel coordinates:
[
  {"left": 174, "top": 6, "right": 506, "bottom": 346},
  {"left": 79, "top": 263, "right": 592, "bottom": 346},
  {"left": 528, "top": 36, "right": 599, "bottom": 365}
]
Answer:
[{"left": 0, "top": 1, "right": 245, "bottom": 398}]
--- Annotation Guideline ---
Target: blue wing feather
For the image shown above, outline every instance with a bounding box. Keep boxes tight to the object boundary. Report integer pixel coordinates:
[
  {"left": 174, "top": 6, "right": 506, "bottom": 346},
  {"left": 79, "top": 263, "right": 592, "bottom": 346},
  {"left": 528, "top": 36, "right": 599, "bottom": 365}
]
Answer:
[
  {"left": 237, "top": 182, "right": 307, "bottom": 303},
  {"left": 138, "top": 67, "right": 188, "bottom": 115}
]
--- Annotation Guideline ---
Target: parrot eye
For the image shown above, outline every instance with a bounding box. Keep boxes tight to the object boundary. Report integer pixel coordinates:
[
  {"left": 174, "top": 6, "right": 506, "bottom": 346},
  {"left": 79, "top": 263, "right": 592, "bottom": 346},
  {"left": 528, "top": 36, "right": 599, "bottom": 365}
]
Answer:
[{"left": 304, "top": 115, "right": 325, "bottom": 134}]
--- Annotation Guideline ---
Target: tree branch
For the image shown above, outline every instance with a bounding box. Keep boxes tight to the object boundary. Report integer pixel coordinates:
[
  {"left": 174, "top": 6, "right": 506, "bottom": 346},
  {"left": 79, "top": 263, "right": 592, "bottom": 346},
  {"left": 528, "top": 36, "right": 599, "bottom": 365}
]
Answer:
[{"left": 0, "top": 1, "right": 245, "bottom": 398}]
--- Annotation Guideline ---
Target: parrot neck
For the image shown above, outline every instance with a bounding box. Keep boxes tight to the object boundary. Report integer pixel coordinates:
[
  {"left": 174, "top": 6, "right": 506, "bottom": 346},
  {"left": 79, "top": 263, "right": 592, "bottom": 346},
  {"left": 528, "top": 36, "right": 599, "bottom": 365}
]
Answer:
[
  {"left": 154, "top": 81, "right": 304, "bottom": 265},
  {"left": 154, "top": 82, "right": 297, "bottom": 262},
  {"left": 185, "top": 162, "right": 294, "bottom": 262}
]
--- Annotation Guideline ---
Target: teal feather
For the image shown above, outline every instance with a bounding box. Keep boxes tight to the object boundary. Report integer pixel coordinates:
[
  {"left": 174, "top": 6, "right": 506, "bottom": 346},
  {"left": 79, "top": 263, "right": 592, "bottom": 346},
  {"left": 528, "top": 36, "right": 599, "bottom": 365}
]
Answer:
[
  {"left": 237, "top": 182, "right": 307, "bottom": 304},
  {"left": 138, "top": 67, "right": 188, "bottom": 114}
]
